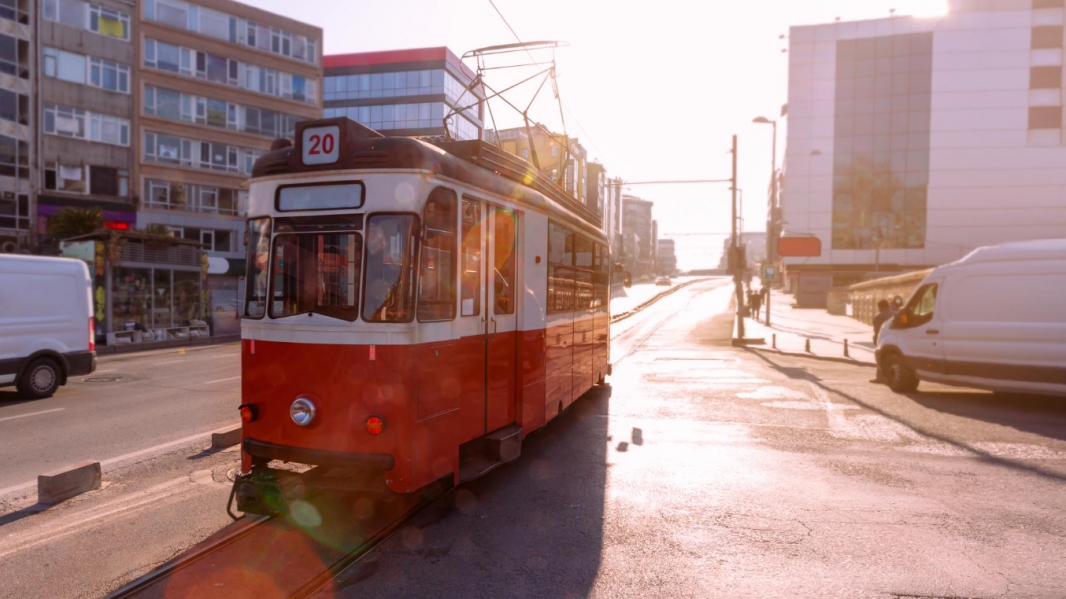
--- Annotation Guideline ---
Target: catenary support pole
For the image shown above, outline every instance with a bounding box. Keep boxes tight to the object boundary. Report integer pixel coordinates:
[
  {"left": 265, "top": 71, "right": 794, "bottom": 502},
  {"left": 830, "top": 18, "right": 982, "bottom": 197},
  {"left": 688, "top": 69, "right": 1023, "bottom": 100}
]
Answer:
[{"left": 732, "top": 134, "right": 745, "bottom": 339}]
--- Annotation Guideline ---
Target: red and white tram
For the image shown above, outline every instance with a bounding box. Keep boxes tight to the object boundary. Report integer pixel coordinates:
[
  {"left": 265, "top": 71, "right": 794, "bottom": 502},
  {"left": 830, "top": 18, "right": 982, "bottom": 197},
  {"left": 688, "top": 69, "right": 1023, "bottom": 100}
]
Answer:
[{"left": 233, "top": 118, "right": 611, "bottom": 514}]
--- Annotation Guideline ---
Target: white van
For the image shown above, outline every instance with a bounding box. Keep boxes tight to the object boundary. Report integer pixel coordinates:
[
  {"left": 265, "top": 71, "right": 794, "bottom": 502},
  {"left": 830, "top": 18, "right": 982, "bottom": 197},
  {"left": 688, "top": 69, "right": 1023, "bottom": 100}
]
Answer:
[
  {"left": 0, "top": 255, "right": 96, "bottom": 398},
  {"left": 876, "top": 239, "right": 1066, "bottom": 397}
]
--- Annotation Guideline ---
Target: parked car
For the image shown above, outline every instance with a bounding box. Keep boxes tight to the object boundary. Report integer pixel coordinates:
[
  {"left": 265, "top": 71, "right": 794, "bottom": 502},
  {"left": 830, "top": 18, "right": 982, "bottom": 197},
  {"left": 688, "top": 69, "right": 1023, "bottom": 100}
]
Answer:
[
  {"left": 655, "top": 277, "right": 672, "bottom": 286},
  {"left": 876, "top": 239, "right": 1066, "bottom": 397},
  {"left": 0, "top": 255, "right": 96, "bottom": 399}
]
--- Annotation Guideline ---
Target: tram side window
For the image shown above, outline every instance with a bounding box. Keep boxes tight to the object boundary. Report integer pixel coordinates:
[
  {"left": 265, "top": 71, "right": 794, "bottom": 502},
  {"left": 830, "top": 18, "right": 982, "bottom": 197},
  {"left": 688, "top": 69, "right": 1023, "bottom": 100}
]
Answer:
[
  {"left": 547, "top": 221, "right": 575, "bottom": 315},
  {"left": 493, "top": 207, "right": 516, "bottom": 315},
  {"left": 363, "top": 214, "right": 417, "bottom": 322},
  {"left": 418, "top": 188, "right": 458, "bottom": 322},
  {"left": 575, "top": 235, "right": 592, "bottom": 268},
  {"left": 575, "top": 270, "right": 593, "bottom": 311},
  {"left": 270, "top": 231, "right": 362, "bottom": 321},
  {"left": 460, "top": 199, "right": 481, "bottom": 317},
  {"left": 244, "top": 217, "right": 271, "bottom": 319}
]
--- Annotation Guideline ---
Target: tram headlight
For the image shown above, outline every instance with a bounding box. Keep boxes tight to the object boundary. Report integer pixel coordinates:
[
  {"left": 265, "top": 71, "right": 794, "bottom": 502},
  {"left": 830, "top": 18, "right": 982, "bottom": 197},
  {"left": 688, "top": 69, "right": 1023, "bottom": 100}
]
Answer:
[{"left": 290, "top": 397, "right": 316, "bottom": 426}]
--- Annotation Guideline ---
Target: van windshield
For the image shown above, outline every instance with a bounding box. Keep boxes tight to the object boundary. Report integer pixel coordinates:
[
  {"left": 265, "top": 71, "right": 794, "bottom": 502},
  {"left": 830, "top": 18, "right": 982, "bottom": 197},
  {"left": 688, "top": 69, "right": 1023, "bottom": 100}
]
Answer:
[{"left": 269, "top": 232, "right": 362, "bottom": 321}]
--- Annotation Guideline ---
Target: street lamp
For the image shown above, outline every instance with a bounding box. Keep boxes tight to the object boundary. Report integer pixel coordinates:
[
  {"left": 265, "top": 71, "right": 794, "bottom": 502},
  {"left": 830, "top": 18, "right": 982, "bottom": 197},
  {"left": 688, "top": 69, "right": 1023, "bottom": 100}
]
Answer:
[{"left": 753, "top": 116, "right": 777, "bottom": 325}]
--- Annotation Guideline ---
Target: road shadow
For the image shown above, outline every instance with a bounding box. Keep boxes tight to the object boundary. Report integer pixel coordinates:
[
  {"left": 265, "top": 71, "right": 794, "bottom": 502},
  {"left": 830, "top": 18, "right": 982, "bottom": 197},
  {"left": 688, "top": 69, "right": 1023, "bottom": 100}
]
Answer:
[
  {"left": 334, "top": 384, "right": 613, "bottom": 599},
  {"left": 0, "top": 503, "right": 48, "bottom": 527},
  {"left": 0, "top": 390, "right": 43, "bottom": 408},
  {"left": 744, "top": 348, "right": 1066, "bottom": 485},
  {"left": 905, "top": 388, "right": 1066, "bottom": 444}
]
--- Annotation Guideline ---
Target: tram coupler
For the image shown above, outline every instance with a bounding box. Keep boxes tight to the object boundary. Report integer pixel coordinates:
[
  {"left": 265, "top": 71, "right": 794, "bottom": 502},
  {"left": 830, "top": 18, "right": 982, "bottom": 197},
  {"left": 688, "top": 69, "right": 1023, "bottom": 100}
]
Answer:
[{"left": 230, "top": 468, "right": 308, "bottom": 517}]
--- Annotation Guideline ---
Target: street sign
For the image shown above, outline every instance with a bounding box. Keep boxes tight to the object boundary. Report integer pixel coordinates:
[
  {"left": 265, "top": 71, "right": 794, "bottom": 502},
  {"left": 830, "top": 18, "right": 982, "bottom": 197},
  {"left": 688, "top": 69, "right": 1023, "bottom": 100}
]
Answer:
[{"left": 761, "top": 264, "right": 777, "bottom": 281}]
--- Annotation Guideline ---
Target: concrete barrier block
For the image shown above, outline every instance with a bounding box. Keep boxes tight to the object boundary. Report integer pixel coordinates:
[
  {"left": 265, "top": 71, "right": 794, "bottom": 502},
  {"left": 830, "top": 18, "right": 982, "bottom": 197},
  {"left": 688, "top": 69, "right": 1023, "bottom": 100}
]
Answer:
[
  {"left": 38, "top": 461, "right": 101, "bottom": 504},
  {"left": 211, "top": 426, "right": 243, "bottom": 449}
]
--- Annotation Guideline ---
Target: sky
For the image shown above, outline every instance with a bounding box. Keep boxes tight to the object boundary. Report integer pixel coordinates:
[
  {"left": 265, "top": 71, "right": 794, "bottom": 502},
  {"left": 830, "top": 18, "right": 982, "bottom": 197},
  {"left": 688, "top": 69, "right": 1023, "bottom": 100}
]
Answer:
[{"left": 249, "top": 0, "right": 949, "bottom": 270}]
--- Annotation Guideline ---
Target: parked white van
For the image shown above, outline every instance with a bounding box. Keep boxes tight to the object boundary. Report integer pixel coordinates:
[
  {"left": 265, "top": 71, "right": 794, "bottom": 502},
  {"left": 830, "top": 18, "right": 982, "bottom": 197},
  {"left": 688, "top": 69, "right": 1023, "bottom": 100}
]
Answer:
[
  {"left": 876, "top": 239, "right": 1066, "bottom": 397},
  {"left": 0, "top": 255, "right": 96, "bottom": 398}
]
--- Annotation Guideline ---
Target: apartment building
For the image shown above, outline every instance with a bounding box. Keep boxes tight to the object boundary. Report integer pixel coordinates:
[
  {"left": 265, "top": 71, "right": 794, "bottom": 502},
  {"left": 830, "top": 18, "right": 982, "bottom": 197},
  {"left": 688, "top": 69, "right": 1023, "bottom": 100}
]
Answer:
[
  {"left": 622, "top": 195, "right": 654, "bottom": 278},
  {"left": 37, "top": 0, "right": 138, "bottom": 250},
  {"left": 0, "top": 0, "right": 31, "bottom": 252},
  {"left": 135, "top": 0, "right": 322, "bottom": 333},
  {"left": 487, "top": 126, "right": 589, "bottom": 207}
]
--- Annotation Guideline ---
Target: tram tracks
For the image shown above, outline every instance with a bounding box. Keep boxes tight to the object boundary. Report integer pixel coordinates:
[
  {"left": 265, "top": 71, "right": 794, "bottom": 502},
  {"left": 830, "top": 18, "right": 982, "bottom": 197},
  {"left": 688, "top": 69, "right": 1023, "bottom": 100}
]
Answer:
[
  {"left": 103, "top": 280, "right": 724, "bottom": 599},
  {"left": 104, "top": 479, "right": 452, "bottom": 599}
]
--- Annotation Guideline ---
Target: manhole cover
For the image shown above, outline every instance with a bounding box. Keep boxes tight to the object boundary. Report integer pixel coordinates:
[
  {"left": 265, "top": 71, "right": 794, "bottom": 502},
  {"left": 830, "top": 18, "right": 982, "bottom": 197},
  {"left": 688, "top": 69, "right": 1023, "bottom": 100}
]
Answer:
[{"left": 84, "top": 376, "right": 121, "bottom": 383}]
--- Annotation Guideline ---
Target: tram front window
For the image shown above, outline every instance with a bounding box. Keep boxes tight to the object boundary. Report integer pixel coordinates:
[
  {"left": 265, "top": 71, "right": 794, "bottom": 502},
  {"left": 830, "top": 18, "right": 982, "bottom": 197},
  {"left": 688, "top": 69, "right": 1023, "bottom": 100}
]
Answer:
[
  {"left": 270, "top": 232, "right": 362, "bottom": 321},
  {"left": 363, "top": 214, "right": 417, "bottom": 322}
]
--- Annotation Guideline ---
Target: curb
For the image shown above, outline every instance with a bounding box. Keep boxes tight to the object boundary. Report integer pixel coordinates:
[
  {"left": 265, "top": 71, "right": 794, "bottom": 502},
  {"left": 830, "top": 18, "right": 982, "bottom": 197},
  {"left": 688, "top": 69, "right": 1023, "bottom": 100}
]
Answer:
[
  {"left": 611, "top": 278, "right": 715, "bottom": 324},
  {"left": 38, "top": 461, "right": 101, "bottom": 505},
  {"left": 211, "top": 426, "right": 243, "bottom": 449},
  {"left": 746, "top": 346, "right": 877, "bottom": 367},
  {"left": 95, "top": 334, "right": 241, "bottom": 356},
  {"left": 0, "top": 423, "right": 241, "bottom": 509}
]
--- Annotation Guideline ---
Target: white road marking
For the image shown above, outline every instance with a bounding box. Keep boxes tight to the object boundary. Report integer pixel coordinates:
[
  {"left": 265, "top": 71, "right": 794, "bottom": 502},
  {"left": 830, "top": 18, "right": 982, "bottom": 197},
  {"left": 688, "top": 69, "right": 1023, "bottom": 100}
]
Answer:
[
  {"left": 0, "top": 408, "right": 65, "bottom": 424},
  {"left": 201, "top": 376, "right": 241, "bottom": 385},
  {"left": 151, "top": 354, "right": 239, "bottom": 366},
  {"left": 99, "top": 424, "right": 240, "bottom": 469}
]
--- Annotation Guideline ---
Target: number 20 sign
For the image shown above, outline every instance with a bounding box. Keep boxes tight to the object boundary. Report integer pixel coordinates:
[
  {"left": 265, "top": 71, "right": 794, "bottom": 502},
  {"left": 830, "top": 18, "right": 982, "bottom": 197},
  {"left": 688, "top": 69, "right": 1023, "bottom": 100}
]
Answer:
[{"left": 301, "top": 126, "right": 339, "bottom": 165}]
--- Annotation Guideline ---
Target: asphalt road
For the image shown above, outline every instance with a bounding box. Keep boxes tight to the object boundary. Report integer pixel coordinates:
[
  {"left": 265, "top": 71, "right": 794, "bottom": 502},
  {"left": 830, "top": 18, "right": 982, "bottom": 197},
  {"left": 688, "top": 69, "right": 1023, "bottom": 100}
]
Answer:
[
  {"left": 3, "top": 278, "right": 1066, "bottom": 599},
  {"left": 0, "top": 344, "right": 242, "bottom": 492}
]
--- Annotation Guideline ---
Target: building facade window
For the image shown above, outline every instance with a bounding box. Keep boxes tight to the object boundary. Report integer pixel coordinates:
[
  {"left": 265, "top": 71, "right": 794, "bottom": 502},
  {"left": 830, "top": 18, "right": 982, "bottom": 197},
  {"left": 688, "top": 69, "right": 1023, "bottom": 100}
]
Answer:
[
  {"left": 43, "top": 0, "right": 129, "bottom": 40},
  {"left": 0, "top": 134, "right": 29, "bottom": 178},
  {"left": 89, "top": 57, "right": 130, "bottom": 92},
  {"left": 323, "top": 102, "right": 479, "bottom": 140},
  {"left": 143, "top": 38, "right": 317, "bottom": 105},
  {"left": 1029, "top": 106, "right": 1062, "bottom": 129},
  {"left": 323, "top": 69, "right": 478, "bottom": 103},
  {"left": 143, "top": 132, "right": 260, "bottom": 176},
  {"left": 44, "top": 161, "right": 127, "bottom": 197},
  {"left": 830, "top": 32, "right": 932, "bottom": 250},
  {"left": 142, "top": 0, "right": 316, "bottom": 64},
  {"left": 43, "top": 104, "right": 129, "bottom": 146},
  {"left": 0, "top": 0, "right": 30, "bottom": 25},
  {"left": 0, "top": 193, "right": 29, "bottom": 231},
  {"left": 0, "top": 33, "right": 28, "bottom": 79},
  {"left": 144, "top": 179, "right": 248, "bottom": 217},
  {"left": 143, "top": 84, "right": 300, "bottom": 138},
  {"left": 44, "top": 48, "right": 130, "bottom": 93},
  {"left": 0, "top": 88, "right": 29, "bottom": 125}
]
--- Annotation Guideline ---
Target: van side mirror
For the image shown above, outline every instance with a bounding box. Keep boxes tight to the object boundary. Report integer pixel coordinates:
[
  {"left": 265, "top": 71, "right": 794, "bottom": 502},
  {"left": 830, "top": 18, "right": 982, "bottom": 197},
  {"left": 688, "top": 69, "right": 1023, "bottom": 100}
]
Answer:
[{"left": 890, "top": 309, "right": 912, "bottom": 329}]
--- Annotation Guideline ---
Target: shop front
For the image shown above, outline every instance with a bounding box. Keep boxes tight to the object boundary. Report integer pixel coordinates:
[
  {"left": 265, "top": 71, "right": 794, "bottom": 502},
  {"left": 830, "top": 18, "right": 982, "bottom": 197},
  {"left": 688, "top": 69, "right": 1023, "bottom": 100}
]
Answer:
[
  {"left": 206, "top": 257, "right": 246, "bottom": 336},
  {"left": 61, "top": 232, "right": 209, "bottom": 346}
]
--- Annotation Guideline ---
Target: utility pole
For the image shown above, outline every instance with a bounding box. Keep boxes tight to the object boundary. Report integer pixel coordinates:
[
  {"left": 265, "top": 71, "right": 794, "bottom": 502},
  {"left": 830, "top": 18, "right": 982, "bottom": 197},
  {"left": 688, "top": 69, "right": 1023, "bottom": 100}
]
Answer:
[
  {"left": 766, "top": 120, "right": 776, "bottom": 326},
  {"left": 731, "top": 134, "right": 745, "bottom": 339}
]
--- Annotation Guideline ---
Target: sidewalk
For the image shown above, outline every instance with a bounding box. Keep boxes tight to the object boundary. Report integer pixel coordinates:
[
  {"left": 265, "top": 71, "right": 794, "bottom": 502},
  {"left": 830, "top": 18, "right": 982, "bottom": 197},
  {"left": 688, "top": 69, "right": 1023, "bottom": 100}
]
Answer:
[{"left": 742, "top": 289, "right": 878, "bottom": 365}]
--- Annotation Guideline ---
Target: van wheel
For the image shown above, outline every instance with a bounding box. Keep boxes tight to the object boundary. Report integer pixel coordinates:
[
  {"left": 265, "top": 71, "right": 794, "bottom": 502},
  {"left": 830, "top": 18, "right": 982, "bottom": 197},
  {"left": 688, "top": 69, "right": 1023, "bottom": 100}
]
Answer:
[
  {"left": 883, "top": 353, "right": 919, "bottom": 393},
  {"left": 17, "top": 358, "right": 62, "bottom": 399}
]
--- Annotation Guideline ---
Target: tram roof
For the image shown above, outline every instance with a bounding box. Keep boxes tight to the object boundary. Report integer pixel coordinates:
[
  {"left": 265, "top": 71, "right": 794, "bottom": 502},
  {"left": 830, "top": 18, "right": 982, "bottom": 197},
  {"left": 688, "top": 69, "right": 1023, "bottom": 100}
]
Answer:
[{"left": 252, "top": 117, "right": 604, "bottom": 234}]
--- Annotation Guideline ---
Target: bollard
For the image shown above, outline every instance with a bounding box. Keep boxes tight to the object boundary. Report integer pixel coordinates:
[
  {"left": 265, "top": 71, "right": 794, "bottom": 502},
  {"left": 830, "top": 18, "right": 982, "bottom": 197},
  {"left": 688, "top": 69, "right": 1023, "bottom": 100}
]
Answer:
[
  {"left": 805, "top": 338, "right": 811, "bottom": 353},
  {"left": 844, "top": 338, "right": 850, "bottom": 358},
  {"left": 772, "top": 333, "right": 777, "bottom": 349}
]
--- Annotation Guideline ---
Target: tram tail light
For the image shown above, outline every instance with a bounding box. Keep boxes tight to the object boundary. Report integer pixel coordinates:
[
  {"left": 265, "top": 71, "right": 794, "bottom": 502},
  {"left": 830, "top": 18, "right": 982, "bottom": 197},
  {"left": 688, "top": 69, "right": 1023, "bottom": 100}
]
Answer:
[
  {"left": 366, "top": 416, "right": 385, "bottom": 435},
  {"left": 239, "top": 404, "right": 258, "bottom": 423}
]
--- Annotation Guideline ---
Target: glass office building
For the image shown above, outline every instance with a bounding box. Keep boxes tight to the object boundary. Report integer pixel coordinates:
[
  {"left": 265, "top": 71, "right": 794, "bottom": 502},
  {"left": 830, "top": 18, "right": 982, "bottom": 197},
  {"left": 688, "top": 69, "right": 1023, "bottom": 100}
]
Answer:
[{"left": 323, "top": 47, "right": 484, "bottom": 140}]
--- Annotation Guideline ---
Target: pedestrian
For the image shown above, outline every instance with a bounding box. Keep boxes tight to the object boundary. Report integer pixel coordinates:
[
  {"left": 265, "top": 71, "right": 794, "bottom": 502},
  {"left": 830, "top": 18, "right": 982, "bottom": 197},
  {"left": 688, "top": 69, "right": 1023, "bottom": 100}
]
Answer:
[
  {"left": 872, "top": 299, "right": 893, "bottom": 345},
  {"left": 750, "top": 288, "right": 762, "bottom": 321},
  {"left": 746, "top": 288, "right": 756, "bottom": 318},
  {"left": 870, "top": 299, "right": 894, "bottom": 383},
  {"left": 890, "top": 295, "right": 904, "bottom": 313}
]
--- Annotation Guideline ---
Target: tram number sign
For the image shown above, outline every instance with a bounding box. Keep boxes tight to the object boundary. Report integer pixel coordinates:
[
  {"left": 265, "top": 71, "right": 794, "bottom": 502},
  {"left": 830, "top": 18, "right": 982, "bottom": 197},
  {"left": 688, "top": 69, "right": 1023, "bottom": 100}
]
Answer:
[{"left": 302, "top": 126, "right": 340, "bottom": 165}]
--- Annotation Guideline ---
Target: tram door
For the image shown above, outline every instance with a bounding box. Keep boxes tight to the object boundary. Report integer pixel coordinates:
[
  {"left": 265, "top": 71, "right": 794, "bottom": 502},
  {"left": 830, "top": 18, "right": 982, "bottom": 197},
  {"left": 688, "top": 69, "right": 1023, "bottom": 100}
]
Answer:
[{"left": 485, "top": 206, "right": 518, "bottom": 433}]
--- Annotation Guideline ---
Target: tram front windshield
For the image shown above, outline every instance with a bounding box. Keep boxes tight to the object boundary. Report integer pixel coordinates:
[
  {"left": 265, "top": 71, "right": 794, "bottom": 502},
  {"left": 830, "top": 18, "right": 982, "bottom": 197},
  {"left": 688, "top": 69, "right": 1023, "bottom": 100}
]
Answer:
[{"left": 270, "top": 232, "right": 362, "bottom": 321}]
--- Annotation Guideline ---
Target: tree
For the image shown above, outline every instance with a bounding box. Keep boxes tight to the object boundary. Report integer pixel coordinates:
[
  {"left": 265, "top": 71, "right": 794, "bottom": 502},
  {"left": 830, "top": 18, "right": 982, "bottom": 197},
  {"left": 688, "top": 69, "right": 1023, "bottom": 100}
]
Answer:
[
  {"left": 48, "top": 207, "right": 103, "bottom": 240},
  {"left": 141, "top": 223, "right": 172, "bottom": 238}
]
